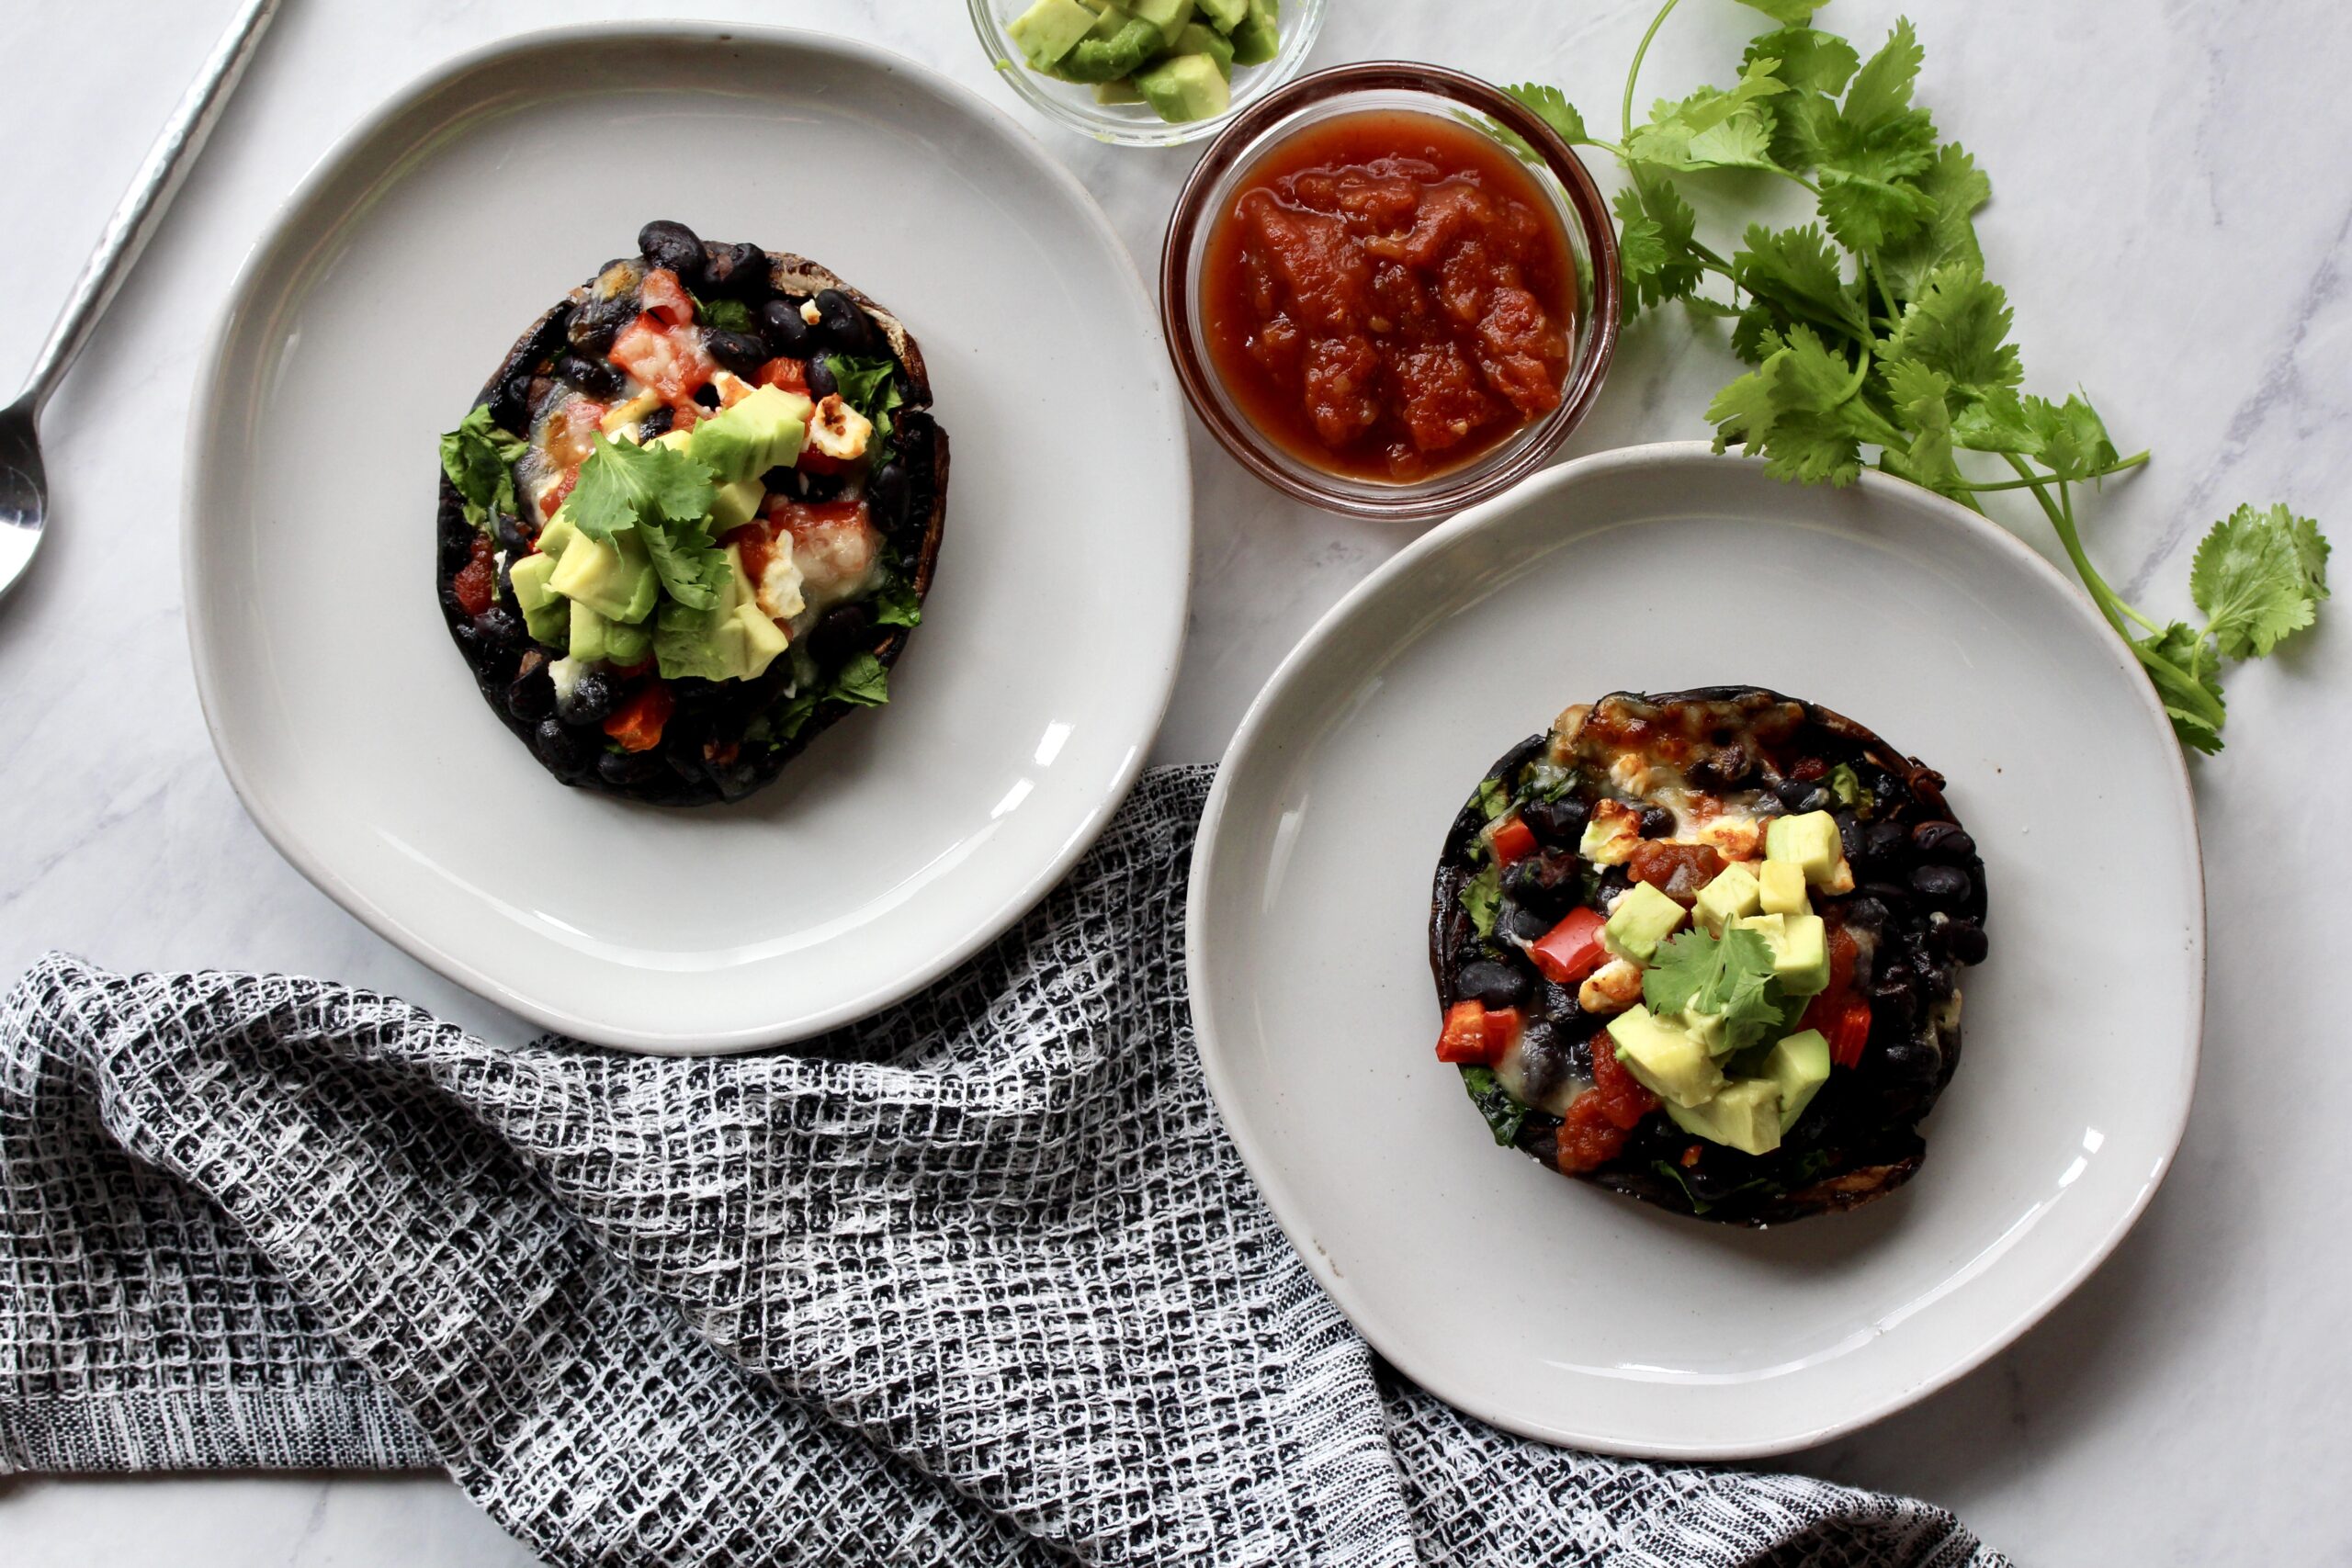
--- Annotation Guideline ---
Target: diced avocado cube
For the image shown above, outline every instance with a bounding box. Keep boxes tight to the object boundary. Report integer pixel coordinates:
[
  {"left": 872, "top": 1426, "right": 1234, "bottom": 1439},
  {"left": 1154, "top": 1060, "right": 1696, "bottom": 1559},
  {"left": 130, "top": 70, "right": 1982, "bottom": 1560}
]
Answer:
[
  {"left": 1736, "top": 912, "right": 1831, "bottom": 997},
  {"left": 709, "top": 476, "right": 765, "bottom": 532},
  {"left": 1600, "top": 881, "right": 1687, "bottom": 964},
  {"left": 548, "top": 527, "right": 659, "bottom": 624},
  {"left": 1008, "top": 0, "right": 1101, "bottom": 69},
  {"left": 569, "top": 601, "right": 611, "bottom": 664},
  {"left": 1228, "top": 0, "right": 1279, "bottom": 64},
  {"left": 1765, "top": 809, "right": 1842, "bottom": 886},
  {"left": 508, "top": 551, "right": 570, "bottom": 647},
  {"left": 1135, "top": 51, "right": 1229, "bottom": 121},
  {"left": 653, "top": 546, "right": 787, "bottom": 682},
  {"left": 1085, "top": 2, "right": 1135, "bottom": 40},
  {"left": 536, "top": 508, "right": 580, "bottom": 559},
  {"left": 1129, "top": 0, "right": 1195, "bottom": 47},
  {"left": 603, "top": 614, "right": 652, "bottom": 668},
  {"left": 1664, "top": 1078, "right": 1782, "bottom": 1156},
  {"left": 1606, "top": 1006, "right": 1725, "bottom": 1110},
  {"left": 1757, "top": 859, "right": 1811, "bottom": 918},
  {"left": 1197, "top": 0, "right": 1247, "bottom": 30},
  {"left": 1692, "top": 863, "right": 1761, "bottom": 936},
  {"left": 1677, "top": 1004, "right": 1728, "bottom": 1056},
  {"left": 1765, "top": 1030, "right": 1832, "bottom": 1132},
  {"left": 687, "top": 385, "right": 811, "bottom": 484},
  {"left": 1175, "top": 21, "right": 1233, "bottom": 75},
  {"left": 1093, "top": 76, "right": 1146, "bottom": 104}
]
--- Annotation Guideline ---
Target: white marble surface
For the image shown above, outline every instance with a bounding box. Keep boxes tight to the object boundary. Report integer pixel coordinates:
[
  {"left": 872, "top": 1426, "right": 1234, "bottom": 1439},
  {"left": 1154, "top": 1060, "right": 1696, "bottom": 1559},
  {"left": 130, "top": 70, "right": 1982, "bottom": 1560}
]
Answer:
[{"left": 2, "top": 0, "right": 2347, "bottom": 1562}]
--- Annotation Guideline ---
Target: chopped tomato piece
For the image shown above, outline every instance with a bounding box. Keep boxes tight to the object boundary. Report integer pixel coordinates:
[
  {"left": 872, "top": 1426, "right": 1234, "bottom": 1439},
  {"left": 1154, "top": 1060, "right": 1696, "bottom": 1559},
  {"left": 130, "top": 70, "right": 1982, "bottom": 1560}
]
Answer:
[
  {"left": 1627, "top": 840, "right": 1725, "bottom": 904},
  {"left": 755, "top": 356, "right": 808, "bottom": 394},
  {"left": 537, "top": 468, "right": 576, "bottom": 520},
  {"left": 1436, "top": 999, "right": 1498, "bottom": 1065},
  {"left": 608, "top": 312, "right": 715, "bottom": 406},
  {"left": 1829, "top": 997, "right": 1872, "bottom": 1069},
  {"left": 1824, "top": 926, "right": 1859, "bottom": 998},
  {"left": 1488, "top": 813, "right": 1537, "bottom": 867},
  {"left": 1526, "top": 907, "right": 1608, "bottom": 986},
  {"left": 602, "top": 681, "right": 674, "bottom": 753},
  {"left": 452, "top": 536, "right": 496, "bottom": 617},
  {"left": 639, "top": 266, "right": 694, "bottom": 328}
]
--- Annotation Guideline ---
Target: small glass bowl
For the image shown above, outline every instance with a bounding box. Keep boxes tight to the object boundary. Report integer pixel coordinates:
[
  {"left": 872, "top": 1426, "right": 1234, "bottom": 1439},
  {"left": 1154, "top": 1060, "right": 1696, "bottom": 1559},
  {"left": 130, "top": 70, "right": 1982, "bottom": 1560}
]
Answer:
[
  {"left": 1159, "top": 62, "right": 1622, "bottom": 522},
  {"left": 969, "top": 0, "right": 1329, "bottom": 148}
]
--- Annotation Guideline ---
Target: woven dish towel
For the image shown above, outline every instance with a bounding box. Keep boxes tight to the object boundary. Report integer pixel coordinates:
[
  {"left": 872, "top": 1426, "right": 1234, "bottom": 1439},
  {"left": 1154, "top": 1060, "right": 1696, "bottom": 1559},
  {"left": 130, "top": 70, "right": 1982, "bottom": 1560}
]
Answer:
[{"left": 0, "top": 765, "right": 2001, "bottom": 1567}]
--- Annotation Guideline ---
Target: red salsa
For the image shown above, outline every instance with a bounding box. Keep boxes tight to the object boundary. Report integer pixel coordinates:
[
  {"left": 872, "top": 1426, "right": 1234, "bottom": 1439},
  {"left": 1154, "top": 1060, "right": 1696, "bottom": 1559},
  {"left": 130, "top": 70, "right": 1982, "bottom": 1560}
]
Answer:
[{"left": 1201, "top": 109, "right": 1576, "bottom": 483}]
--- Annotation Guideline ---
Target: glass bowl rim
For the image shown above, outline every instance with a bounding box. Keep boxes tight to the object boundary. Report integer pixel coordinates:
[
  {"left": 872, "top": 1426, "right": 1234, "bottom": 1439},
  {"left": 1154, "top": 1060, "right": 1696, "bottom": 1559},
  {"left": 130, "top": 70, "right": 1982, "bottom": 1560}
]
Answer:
[
  {"left": 966, "top": 0, "right": 1331, "bottom": 149},
  {"left": 1158, "top": 60, "right": 1623, "bottom": 522}
]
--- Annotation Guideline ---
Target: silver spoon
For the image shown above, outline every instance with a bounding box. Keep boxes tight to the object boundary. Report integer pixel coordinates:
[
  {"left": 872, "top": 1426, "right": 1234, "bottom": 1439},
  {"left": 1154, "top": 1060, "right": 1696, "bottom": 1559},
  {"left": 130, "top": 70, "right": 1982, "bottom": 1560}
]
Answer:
[{"left": 0, "top": 0, "right": 281, "bottom": 604}]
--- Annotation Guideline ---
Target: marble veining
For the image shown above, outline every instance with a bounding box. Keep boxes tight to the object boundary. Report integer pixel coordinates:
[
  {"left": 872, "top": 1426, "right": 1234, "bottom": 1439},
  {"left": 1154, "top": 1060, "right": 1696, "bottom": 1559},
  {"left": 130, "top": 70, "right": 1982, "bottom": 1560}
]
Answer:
[{"left": 3, "top": 1, "right": 2349, "bottom": 1563}]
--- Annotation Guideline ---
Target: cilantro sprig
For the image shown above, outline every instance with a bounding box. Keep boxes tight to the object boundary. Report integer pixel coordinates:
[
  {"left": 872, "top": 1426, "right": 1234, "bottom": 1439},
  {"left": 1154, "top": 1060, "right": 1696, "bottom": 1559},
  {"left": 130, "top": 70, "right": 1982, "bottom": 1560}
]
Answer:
[
  {"left": 1644, "top": 924, "right": 1785, "bottom": 1055},
  {"left": 437, "top": 404, "right": 529, "bottom": 535},
  {"left": 1511, "top": 1, "right": 2329, "bottom": 754},
  {"left": 568, "top": 435, "right": 730, "bottom": 610}
]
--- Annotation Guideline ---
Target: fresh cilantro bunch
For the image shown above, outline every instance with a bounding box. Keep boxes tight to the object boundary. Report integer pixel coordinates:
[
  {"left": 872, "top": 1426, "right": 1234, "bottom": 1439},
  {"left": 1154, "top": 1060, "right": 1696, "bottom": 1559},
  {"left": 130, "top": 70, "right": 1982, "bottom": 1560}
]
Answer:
[
  {"left": 1510, "top": 0, "right": 2329, "bottom": 754},
  {"left": 568, "top": 435, "right": 730, "bottom": 611},
  {"left": 1645, "top": 923, "right": 1785, "bottom": 1054}
]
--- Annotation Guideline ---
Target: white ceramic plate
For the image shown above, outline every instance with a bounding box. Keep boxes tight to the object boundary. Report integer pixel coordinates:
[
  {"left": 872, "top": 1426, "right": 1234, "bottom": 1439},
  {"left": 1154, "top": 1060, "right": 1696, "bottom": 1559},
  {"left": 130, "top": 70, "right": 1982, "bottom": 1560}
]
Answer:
[
  {"left": 185, "top": 27, "right": 1189, "bottom": 1053},
  {"left": 1188, "top": 443, "right": 2201, "bottom": 1458}
]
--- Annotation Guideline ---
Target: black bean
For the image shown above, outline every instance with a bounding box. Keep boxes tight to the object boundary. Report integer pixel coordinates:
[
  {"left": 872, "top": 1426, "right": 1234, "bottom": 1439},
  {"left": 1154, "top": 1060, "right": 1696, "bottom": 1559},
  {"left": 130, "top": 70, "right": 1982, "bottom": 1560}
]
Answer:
[
  {"left": 1516, "top": 1021, "right": 1566, "bottom": 1102},
  {"left": 1521, "top": 795, "right": 1589, "bottom": 846},
  {"left": 637, "top": 220, "right": 703, "bottom": 277},
  {"left": 763, "top": 297, "right": 816, "bottom": 357},
  {"left": 1859, "top": 820, "right": 1908, "bottom": 873},
  {"left": 1774, "top": 777, "right": 1815, "bottom": 810},
  {"left": 493, "top": 510, "right": 534, "bottom": 557},
  {"left": 596, "top": 750, "right": 662, "bottom": 786},
  {"left": 1859, "top": 880, "right": 1913, "bottom": 910},
  {"left": 639, "top": 405, "right": 673, "bottom": 439},
  {"left": 813, "top": 288, "right": 874, "bottom": 353},
  {"left": 1637, "top": 806, "right": 1675, "bottom": 838},
  {"left": 1909, "top": 944, "right": 1954, "bottom": 999},
  {"left": 1871, "top": 978, "right": 1918, "bottom": 1031},
  {"left": 506, "top": 657, "right": 555, "bottom": 722},
  {"left": 1872, "top": 771, "right": 1909, "bottom": 813},
  {"left": 1537, "top": 980, "right": 1582, "bottom": 1023},
  {"left": 1912, "top": 821, "right": 1976, "bottom": 863},
  {"left": 1456, "top": 960, "right": 1531, "bottom": 1010},
  {"left": 487, "top": 374, "right": 530, "bottom": 433},
  {"left": 1561, "top": 1029, "right": 1594, "bottom": 1083},
  {"left": 1452, "top": 942, "right": 1487, "bottom": 972},
  {"left": 701, "top": 241, "right": 769, "bottom": 301},
  {"left": 1877, "top": 1032, "right": 1939, "bottom": 1084},
  {"left": 1942, "top": 918, "right": 1990, "bottom": 965},
  {"left": 699, "top": 330, "right": 765, "bottom": 376},
  {"left": 556, "top": 354, "right": 624, "bottom": 398},
  {"left": 805, "top": 355, "right": 838, "bottom": 400},
  {"left": 534, "top": 716, "right": 592, "bottom": 776},
  {"left": 1594, "top": 866, "right": 1633, "bottom": 901},
  {"left": 1497, "top": 903, "right": 1552, "bottom": 946},
  {"left": 808, "top": 604, "right": 876, "bottom": 665},
  {"left": 1502, "top": 857, "right": 1579, "bottom": 919},
  {"left": 1841, "top": 895, "right": 1891, "bottom": 931},
  {"left": 1910, "top": 863, "right": 1972, "bottom": 908},
  {"left": 473, "top": 607, "right": 523, "bottom": 648},
  {"left": 561, "top": 669, "right": 616, "bottom": 727},
  {"left": 1688, "top": 743, "right": 1754, "bottom": 791},
  {"left": 566, "top": 295, "right": 635, "bottom": 356},
  {"left": 867, "top": 460, "right": 911, "bottom": 532}
]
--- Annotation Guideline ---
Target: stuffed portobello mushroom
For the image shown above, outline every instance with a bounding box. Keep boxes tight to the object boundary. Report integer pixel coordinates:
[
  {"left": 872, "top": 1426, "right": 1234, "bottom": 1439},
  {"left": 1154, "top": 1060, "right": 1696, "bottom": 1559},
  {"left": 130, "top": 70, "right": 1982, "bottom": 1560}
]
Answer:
[
  {"left": 1429, "top": 688, "right": 1989, "bottom": 1225},
  {"left": 435, "top": 220, "right": 948, "bottom": 806}
]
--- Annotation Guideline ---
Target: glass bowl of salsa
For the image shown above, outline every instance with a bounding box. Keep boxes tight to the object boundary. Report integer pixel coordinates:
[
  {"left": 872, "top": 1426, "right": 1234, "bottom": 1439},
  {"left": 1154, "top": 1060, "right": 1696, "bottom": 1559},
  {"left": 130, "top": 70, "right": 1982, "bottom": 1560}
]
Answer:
[{"left": 1160, "top": 62, "right": 1621, "bottom": 521}]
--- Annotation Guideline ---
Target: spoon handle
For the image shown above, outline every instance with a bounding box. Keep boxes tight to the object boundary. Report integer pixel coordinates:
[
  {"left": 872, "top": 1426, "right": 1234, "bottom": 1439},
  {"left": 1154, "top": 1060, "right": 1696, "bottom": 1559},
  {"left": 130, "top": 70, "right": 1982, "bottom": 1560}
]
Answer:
[{"left": 19, "top": 0, "right": 281, "bottom": 416}]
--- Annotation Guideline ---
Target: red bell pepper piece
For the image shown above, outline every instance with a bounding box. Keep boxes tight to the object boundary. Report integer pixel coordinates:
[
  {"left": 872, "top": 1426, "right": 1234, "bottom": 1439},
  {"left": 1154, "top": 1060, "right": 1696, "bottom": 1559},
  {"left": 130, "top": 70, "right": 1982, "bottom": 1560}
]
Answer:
[
  {"left": 602, "top": 681, "right": 674, "bottom": 753},
  {"left": 1526, "top": 907, "right": 1608, "bottom": 986},
  {"left": 1436, "top": 1000, "right": 1521, "bottom": 1066},
  {"left": 1488, "top": 813, "right": 1537, "bottom": 868},
  {"left": 1829, "top": 997, "right": 1872, "bottom": 1068}
]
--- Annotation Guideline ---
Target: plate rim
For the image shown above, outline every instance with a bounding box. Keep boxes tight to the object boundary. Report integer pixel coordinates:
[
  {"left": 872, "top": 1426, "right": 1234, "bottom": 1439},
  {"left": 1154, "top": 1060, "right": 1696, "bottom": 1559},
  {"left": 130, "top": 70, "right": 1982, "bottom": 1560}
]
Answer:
[
  {"left": 181, "top": 22, "right": 1191, "bottom": 1055},
  {"left": 1184, "top": 439, "right": 2204, "bottom": 1457}
]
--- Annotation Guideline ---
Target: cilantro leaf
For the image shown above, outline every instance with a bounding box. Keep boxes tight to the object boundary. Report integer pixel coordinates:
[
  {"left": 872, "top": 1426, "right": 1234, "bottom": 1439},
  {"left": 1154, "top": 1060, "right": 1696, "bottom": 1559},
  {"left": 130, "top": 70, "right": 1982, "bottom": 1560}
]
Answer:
[
  {"left": 1880, "top": 263, "right": 2021, "bottom": 391},
  {"left": 1708, "top": 324, "right": 1882, "bottom": 485},
  {"left": 825, "top": 354, "right": 904, "bottom": 466},
  {"left": 1460, "top": 1066, "right": 1528, "bottom": 1147},
  {"left": 639, "top": 520, "right": 731, "bottom": 612},
  {"left": 1784, "top": 19, "right": 1939, "bottom": 251},
  {"left": 1613, "top": 175, "right": 1707, "bottom": 319},
  {"left": 1645, "top": 925, "right": 1786, "bottom": 1054},
  {"left": 2133, "top": 621, "right": 2226, "bottom": 754},
  {"left": 1873, "top": 141, "right": 1991, "bottom": 301},
  {"left": 829, "top": 651, "right": 890, "bottom": 707},
  {"left": 1625, "top": 56, "right": 1787, "bottom": 175},
  {"left": 2192, "top": 503, "right": 2332, "bottom": 659},
  {"left": 1504, "top": 83, "right": 1589, "bottom": 147},
  {"left": 873, "top": 579, "right": 923, "bottom": 628},
  {"left": 1730, "top": 223, "right": 1868, "bottom": 344},
  {"left": 1743, "top": 25, "right": 1858, "bottom": 99},
  {"left": 437, "top": 404, "right": 528, "bottom": 534},
  {"left": 772, "top": 690, "right": 821, "bottom": 744},
  {"left": 692, "top": 294, "right": 754, "bottom": 333},
  {"left": 568, "top": 435, "right": 717, "bottom": 542}
]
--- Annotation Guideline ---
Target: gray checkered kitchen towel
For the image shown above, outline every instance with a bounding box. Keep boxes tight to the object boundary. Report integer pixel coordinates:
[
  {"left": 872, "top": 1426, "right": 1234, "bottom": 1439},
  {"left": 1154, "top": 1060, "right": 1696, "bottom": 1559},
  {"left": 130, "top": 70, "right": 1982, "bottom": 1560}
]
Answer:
[{"left": 0, "top": 766, "right": 2000, "bottom": 1567}]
